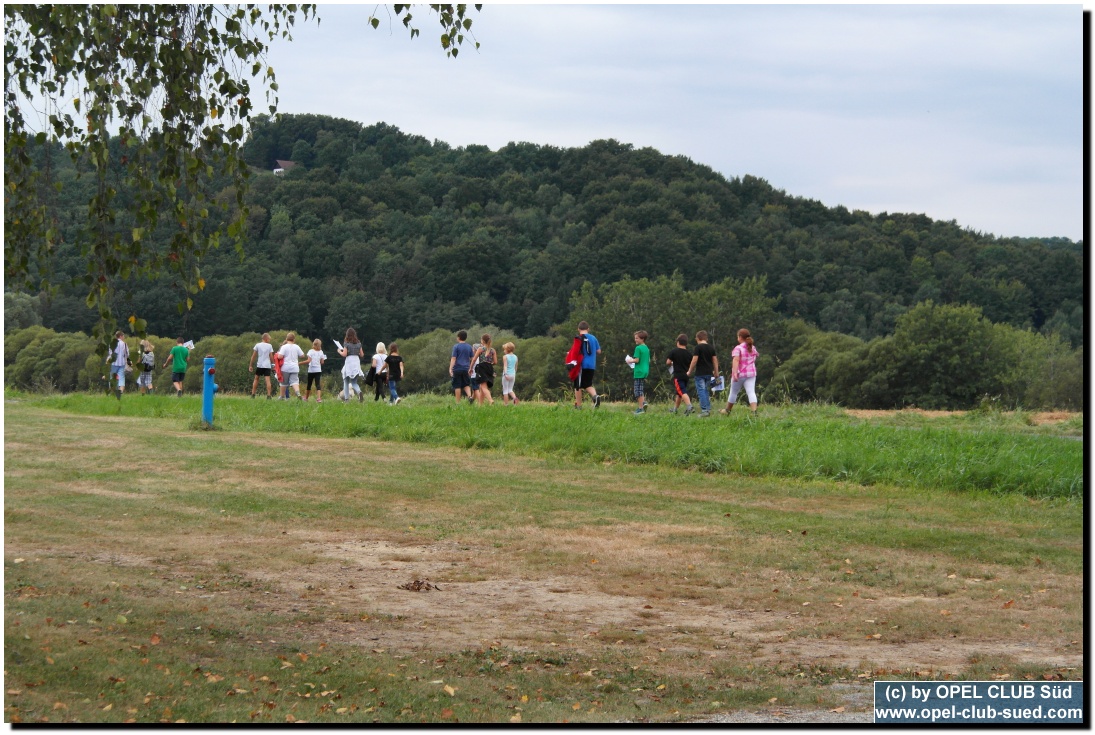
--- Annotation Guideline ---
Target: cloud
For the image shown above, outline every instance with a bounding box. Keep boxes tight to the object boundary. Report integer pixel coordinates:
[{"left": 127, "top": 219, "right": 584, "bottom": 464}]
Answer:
[{"left": 267, "top": 4, "right": 1082, "bottom": 239}]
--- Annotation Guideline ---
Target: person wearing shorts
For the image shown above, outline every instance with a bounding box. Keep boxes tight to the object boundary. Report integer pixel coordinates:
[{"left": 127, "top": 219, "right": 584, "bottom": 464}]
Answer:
[
  {"left": 137, "top": 339, "right": 155, "bottom": 395},
  {"left": 163, "top": 336, "right": 189, "bottom": 396},
  {"left": 250, "top": 333, "right": 275, "bottom": 399},
  {"left": 449, "top": 330, "right": 474, "bottom": 402},
  {"left": 573, "top": 321, "right": 602, "bottom": 409},
  {"left": 106, "top": 330, "right": 130, "bottom": 400},
  {"left": 278, "top": 332, "right": 306, "bottom": 400},
  {"left": 625, "top": 330, "right": 650, "bottom": 414},
  {"left": 304, "top": 338, "right": 326, "bottom": 402},
  {"left": 666, "top": 334, "right": 694, "bottom": 415}
]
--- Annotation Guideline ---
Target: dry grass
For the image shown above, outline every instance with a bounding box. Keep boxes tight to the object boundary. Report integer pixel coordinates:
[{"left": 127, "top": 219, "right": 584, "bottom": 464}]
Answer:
[{"left": 4, "top": 402, "right": 1083, "bottom": 723}]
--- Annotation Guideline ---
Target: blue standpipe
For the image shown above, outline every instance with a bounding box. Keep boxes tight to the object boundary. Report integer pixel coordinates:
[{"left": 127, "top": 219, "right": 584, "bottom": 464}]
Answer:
[{"left": 202, "top": 355, "right": 219, "bottom": 428}]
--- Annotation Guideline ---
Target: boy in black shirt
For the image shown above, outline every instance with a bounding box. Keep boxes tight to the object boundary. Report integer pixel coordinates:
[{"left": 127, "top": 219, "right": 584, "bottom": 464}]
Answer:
[
  {"left": 666, "top": 334, "right": 695, "bottom": 415},
  {"left": 686, "top": 330, "right": 720, "bottom": 417}
]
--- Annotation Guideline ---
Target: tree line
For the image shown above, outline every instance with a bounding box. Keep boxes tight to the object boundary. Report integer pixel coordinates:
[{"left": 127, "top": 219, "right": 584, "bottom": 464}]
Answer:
[
  {"left": 6, "top": 282, "right": 1083, "bottom": 410},
  {"left": 17, "top": 113, "right": 1084, "bottom": 356}
]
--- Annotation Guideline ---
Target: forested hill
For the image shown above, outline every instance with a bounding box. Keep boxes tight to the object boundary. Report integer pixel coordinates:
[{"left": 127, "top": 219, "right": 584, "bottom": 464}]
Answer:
[{"left": 37, "top": 113, "right": 1084, "bottom": 349}]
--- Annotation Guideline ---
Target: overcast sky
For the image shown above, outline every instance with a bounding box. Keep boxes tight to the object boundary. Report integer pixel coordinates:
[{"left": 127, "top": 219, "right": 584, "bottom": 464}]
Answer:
[{"left": 265, "top": 4, "right": 1084, "bottom": 241}]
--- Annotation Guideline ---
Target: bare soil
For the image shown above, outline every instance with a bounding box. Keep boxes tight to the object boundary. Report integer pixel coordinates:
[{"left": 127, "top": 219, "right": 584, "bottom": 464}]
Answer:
[{"left": 843, "top": 409, "right": 1078, "bottom": 425}]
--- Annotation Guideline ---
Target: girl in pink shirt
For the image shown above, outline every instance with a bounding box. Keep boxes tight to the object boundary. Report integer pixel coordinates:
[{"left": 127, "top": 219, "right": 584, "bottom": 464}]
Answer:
[{"left": 721, "top": 328, "right": 758, "bottom": 416}]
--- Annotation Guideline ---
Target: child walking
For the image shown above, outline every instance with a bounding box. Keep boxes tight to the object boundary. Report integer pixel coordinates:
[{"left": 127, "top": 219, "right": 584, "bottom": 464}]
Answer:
[
  {"left": 625, "top": 330, "right": 651, "bottom": 414},
  {"left": 305, "top": 338, "right": 326, "bottom": 402},
  {"left": 339, "top": 328, "right": 365, "bottom": 403},
  {"left": 721, "top": 328, "right": 759, "bottom": 416},
  {"left": 501, "top": 342, "right": 519, "bottom": 405},
  {"left": 666, "top": 334, "right": 694, "bottom": 415},
  {"left": 371, "top": 343, "right": 389, "bottom": 402},
  {"left": 106, "top": 330, "right": 130, "bottom": 400},
  {"left": 470, "top": 334, "right": 496, "bottom": 406},
  {"left": 385, "top": 344, "right": 404, "bottom": 404},
  {"left": 137, "top": 339, "right": 155, "bottom": 395},
  {"left": 278, "top": 332, "right": 306, "bottom": 400}
]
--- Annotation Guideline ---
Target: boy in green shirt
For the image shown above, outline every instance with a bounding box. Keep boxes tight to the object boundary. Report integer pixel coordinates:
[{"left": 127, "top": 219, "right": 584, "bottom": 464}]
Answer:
[
  {"left": 163, "top": 336, "right": 189, "bottom": 396},
  {"left": 625, "top": 330, "right": 651, "bottom": 414}
]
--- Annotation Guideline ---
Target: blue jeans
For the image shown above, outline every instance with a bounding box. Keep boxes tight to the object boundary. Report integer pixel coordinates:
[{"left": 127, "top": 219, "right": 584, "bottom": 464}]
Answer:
[
  {"left": 694, "top": 375, "right": 713, "bottom": 412},
  {"left": 388, "top": 379, "right": 399, "bottom": 402}
]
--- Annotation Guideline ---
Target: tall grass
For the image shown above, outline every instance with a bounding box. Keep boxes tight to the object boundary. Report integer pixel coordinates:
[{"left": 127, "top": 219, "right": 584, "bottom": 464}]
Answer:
[{"left": 16, "top": 391, "right": 1083, "bottom": 500}]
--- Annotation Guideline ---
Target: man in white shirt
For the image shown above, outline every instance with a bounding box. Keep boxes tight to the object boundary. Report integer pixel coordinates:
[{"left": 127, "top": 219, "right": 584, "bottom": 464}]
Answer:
[{"left": 277, "top": 332, "right": 306, "bottom": 400}]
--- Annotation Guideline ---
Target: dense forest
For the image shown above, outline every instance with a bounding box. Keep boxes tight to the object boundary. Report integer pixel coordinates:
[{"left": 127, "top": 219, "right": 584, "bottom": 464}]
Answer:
[{"left": 5, "top": 114, "right": 1085, "bottom": 409}]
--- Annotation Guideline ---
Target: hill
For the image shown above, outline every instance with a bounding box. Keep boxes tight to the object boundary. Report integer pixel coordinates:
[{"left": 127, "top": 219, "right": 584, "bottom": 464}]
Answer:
[{"left": 27, "top": 113, "right": 1084, "bottom": 352}]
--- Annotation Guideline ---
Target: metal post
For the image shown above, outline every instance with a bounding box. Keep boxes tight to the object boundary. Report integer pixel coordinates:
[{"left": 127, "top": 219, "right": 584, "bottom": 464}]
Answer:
[{"left": 202, "top": 355, "right": 219, "bottom": 428}]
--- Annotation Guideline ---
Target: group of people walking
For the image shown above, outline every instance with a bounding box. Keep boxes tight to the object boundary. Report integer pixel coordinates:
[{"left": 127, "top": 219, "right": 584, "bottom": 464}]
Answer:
[
  {"left": 567, "top": 322, "right": 759, "bottom": 417},
  {"left": 106, "top": 322, "right": 758, "bottom": 415},
  {"left": 248, "top": 329, "right": 405, "bottom": 404}
]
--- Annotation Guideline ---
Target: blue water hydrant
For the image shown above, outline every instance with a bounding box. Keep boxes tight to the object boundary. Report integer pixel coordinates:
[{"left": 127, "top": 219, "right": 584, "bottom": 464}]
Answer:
[{"left": 202, "top": 355, "right": 219, "bottom": 428}]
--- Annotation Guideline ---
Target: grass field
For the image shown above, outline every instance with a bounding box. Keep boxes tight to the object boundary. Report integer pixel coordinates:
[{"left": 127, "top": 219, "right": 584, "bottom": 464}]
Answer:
[{"left": 4, "top": 391, "right": 1084, "bottom": 724}]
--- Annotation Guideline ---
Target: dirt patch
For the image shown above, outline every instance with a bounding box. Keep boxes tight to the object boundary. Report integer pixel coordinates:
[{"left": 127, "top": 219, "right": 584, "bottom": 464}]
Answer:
[
  {"left": 229, "top": 537, "right": 1082, "bottom": 678},
  {"left": 843, "top": 409, "right": 1078, "bottom": 425}
]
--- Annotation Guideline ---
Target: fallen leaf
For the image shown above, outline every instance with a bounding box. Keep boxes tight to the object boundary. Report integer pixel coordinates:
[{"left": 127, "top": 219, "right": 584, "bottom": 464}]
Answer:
[
  {"left": 510, "top": 714, "right": 521, "bottom": 723},
  {"left": 150, "top": 634, "right": 162, "bottom": 645},
  {"left": 768, "top": 697, "right": 778, "bottom": 704},
  {"left": 1003, "top": 600, "right": 1015, "bottom": 609},
  {"left": 444, "top": 685, "right": 456, "bottom": 697},
  {"left": 831, "top": 706, "right": 845, "bottom": 713},
  {"left": 102, "top": 704, "right": 113, "bottom": 711},
  {"left": 572, "top": 703, "right": 582, "bottom": 710},
  {"left": 940, "top": 609, "right": 952, "bottom": 616},
  {"left": 298, "top": 653, "right": 309, "bottom": 662},
  {"left": 441, "top": 708, "right": 454, "bottom": 719}
]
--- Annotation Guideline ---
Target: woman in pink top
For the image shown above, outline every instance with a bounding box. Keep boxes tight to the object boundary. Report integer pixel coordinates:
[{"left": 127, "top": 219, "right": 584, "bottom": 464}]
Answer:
[{"left": 720, "top": 328, "right": 758, "bottom": 416}]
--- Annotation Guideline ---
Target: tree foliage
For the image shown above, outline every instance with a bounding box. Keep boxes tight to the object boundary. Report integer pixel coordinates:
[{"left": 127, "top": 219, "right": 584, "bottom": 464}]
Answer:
[{"left": 4, "top": 5, "right": 480, "bottom": 354}]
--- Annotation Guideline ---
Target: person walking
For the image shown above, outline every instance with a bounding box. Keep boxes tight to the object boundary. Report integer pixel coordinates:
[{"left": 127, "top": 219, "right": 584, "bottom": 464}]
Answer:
[
  {"left": 385, "top": 343, "right": 404, "bottom": 405},
  {"left": 371, "top": 343, "right": 389, "bottom": 402},
  {"left": 470, "top": 333, "right": 497, "bottom": 406},
  {"left": 249, "top": 333, "right": 275, "bottom": 399},
  {"left": 278, "top": 332, "right": 306, "bottom": 400},
  {"left": 721, "top": 328, "right": 759, "bottom": 416},
  {"left": 137, "top": 339, "right": 155, "bottom": 395},
  {"left": 686, "top": 330, "right": 719, "bottom": 417},
  {"left": 570, "top": 321, "right": 601, "bottom": 409},
  {"left": 666, "top": 334, "right": 695, "bottom": 415},
  {"left": 106, "top": 330, "right": 130, "bottom": 400},
  {"left": 304, "top": 338, "right": 326, "bottom": 402},
  {"left": 501, "top": 342, "right": 519, "bottom": 406},
  {"left": 339, "top": 328, "right": 365, "bottom": 403},
  {"left": 625, "top": 330, "right": 651, "bottom": 414},
  {"left": 449, "top": 330, "right": 474, "bottom": 403},
  {"left": 163, "top": 336, "right": 189, "bottom": 396}
]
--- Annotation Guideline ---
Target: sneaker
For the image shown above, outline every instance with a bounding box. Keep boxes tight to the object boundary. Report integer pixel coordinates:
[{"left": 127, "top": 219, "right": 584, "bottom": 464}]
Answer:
[
  {"left": 684, "top": 405, "right": 695, "bottom": 416},
  {"left": 593, "top": 394, "right": 601, "bottom": 409},
  {"left": 115, "top": 388, "right": 122, "bottom": 401},
  {"left": 513, "top": 396, "right": 519, "bottom": 405},
  {"left": 177, "top": 389, "right": 182, "bottom": 397},
  {"left": 394, "top": 396, "right": 401, "bottom": 405},
  {"left": 633, "top": 407, "right": 646, "bottom": 415},
  {"left": 251, "top": 392, "right": 256, "bottom": 399},
  {"left": 574, "top": 404, "right": 582, "bottom": 410},
  {"left": 316, "top": 399, "right": 323, "bottom": 403},
  {"left": 266, "top": 394, "right": 272, "bottom": 400},
  {"left": 700, "top": 410, "right": 711, "bottom": 418},
  {"left": 719, "top": 408, "right": 729, "bottom": 415},
  {"left": 668, "top": 408, "right": 677, "bottom": 414}
]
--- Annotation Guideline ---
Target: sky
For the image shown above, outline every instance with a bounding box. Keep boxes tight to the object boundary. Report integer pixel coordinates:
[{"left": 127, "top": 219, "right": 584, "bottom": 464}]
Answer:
[{"left": 265, "top": 3, "right": 1085, "bottom": 241}]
